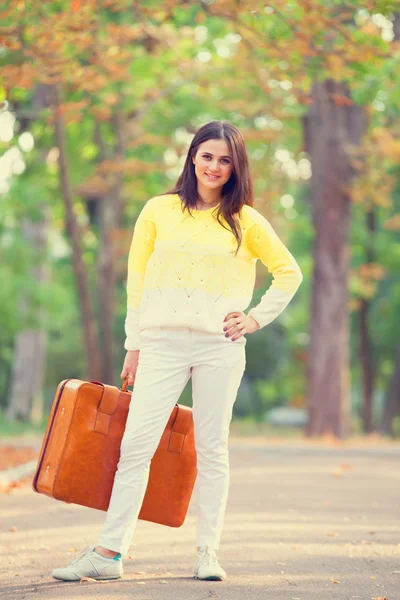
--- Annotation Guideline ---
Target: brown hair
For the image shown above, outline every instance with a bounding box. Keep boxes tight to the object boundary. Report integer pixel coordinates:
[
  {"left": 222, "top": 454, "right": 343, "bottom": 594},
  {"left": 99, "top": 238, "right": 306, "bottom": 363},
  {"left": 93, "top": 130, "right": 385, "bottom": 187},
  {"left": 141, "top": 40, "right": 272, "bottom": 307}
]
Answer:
[{"left": 164, "top": 120, "right": 254, "bottom": 257}]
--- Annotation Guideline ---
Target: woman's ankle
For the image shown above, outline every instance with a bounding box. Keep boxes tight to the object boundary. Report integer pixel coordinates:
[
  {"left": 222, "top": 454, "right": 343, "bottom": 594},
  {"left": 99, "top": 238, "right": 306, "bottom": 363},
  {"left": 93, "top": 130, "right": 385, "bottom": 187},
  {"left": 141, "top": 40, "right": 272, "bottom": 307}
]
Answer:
[{"left": 94, "top": 545, "right": 119, "bottom": 559}]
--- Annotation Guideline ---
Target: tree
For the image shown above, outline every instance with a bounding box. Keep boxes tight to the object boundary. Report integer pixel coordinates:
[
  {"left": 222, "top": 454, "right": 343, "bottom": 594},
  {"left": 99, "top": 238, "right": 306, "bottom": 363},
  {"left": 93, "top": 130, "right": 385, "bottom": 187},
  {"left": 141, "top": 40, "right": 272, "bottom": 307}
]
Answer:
[
  {"left": 2, "top": 1, "right": 201, "bottom": 384},
  {"left": 304, "top": 80, "right": 367, "bottom": 438},
  {"left": 201, "top": 0, "right": 391, "bottom": 437}
]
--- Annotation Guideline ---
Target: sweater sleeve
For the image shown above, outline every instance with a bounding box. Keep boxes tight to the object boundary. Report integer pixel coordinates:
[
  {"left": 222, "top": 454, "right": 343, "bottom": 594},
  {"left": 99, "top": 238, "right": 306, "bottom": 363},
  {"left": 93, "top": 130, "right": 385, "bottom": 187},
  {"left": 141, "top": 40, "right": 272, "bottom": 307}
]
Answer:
[
  {"left": 245, "top": 214, "right": 303, "bottom": 329},
  {"left": 124, "top": 199, "right": 156, "bottom": 351}
]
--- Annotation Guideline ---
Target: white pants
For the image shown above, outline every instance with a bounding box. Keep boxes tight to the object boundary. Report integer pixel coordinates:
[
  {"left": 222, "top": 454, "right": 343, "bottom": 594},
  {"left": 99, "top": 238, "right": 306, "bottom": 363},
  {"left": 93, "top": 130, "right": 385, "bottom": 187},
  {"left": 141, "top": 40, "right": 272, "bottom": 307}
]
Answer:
[{"left": 97, "top": 326, "right": 246, "bottom": 556}]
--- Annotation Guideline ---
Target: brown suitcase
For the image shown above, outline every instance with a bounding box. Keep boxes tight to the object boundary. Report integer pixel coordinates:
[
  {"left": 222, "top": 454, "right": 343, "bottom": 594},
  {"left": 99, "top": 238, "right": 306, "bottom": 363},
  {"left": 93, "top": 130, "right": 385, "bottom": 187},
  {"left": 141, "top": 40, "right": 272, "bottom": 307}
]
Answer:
[{"left": 32, "top": 377, "right": 197, "bottom": 527}]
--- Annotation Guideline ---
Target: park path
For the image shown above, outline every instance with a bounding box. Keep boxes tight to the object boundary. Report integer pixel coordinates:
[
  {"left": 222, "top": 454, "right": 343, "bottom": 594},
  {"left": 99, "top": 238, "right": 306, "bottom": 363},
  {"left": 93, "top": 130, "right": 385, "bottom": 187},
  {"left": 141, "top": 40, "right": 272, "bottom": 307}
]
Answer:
[{"left": 0, "top": 438, "right": 399, "bottom": 600}]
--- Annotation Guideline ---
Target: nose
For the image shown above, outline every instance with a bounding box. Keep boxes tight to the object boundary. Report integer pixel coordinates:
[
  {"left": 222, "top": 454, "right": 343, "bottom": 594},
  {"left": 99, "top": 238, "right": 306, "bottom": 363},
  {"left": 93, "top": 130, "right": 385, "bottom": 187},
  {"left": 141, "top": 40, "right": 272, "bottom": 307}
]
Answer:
[{"left": 209, "top": 160, "right": 219, "bottom": 172}]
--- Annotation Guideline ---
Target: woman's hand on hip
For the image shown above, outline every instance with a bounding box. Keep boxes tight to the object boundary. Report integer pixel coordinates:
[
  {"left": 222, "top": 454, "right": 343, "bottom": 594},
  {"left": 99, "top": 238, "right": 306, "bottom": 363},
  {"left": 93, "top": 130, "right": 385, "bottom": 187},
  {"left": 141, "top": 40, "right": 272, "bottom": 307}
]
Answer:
[
  {"left": 223, "top": 311, "right": 260, "bottom": 341},
  {"left": 121, "top": 350, "right": 140, "bottom": 385}
]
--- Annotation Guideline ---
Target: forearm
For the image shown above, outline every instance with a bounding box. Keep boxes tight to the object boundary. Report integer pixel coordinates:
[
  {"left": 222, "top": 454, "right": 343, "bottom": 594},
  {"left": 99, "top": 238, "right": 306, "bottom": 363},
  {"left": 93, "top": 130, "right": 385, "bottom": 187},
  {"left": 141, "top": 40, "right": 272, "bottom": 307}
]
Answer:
[
  {"left": 246, "top": 217, "right": 303, "bottom": 329},
  {"left": 247, "top": 268, "right": 302, "bottom": 329}
]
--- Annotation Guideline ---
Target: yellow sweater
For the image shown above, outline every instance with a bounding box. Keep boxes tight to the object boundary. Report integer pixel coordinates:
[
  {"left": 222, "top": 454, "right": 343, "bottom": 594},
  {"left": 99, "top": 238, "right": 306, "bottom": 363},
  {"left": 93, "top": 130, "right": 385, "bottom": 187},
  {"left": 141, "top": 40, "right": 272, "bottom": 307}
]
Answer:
[{"left": 124, "top": 193, "right": 303, "bottom": 350}]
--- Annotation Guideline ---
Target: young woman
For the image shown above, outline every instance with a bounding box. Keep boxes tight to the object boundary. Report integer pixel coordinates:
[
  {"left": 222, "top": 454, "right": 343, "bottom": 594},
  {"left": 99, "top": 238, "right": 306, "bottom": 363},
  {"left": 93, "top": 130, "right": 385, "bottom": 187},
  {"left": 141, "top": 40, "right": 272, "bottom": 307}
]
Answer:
[{"left": 51, "top": 120, "right": 303, "bottom": 582}]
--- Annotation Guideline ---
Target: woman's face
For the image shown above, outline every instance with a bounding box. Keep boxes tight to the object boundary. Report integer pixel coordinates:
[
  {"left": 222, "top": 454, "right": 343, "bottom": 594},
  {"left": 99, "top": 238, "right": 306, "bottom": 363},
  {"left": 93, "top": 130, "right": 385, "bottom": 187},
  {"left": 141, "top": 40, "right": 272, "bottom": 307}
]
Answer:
[{"left": 192, "top": 138, "right": 233, "bottom": 190}]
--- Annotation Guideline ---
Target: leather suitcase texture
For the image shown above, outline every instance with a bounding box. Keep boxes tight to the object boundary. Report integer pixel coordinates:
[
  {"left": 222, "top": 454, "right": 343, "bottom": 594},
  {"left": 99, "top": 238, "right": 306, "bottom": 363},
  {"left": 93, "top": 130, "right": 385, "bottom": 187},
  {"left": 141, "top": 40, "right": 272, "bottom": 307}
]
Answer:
[{"left": 32, "top": 378, "right": 197, "bottom": 527}]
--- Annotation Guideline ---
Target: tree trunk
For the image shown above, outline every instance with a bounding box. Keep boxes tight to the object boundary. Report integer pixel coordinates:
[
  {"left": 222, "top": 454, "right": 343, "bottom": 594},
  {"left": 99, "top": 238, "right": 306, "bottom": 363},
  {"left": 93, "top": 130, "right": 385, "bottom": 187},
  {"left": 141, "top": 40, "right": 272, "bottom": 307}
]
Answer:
[
  {"left": 382, "top": 345, "right": 400, "bottom": 435},
  {"left": 304, "top": 79, "right": 367, "bottom": 438},
  {"left": 6, "top": 214, "right": 49, "bottom": 422},
  {"left": 6, "top": 331, "right": 47, "bottom": 422},
  {"left": 359, "top": 209, "right": 376, "bottom": 433},
  {"left": 97, "top": 195, "right": 117, "bottom": 384},
  {"left": 94, "top": 113, "right": 125, "bottom": 384},
  {"left": 53, "top": 84, "right": 101, "bottom": 381},
  {"left": 380, "top": 14, "right": 400, "bottom": 437},
  {"left": 359, "top": 299, "right": 373, "bottom": 432}
]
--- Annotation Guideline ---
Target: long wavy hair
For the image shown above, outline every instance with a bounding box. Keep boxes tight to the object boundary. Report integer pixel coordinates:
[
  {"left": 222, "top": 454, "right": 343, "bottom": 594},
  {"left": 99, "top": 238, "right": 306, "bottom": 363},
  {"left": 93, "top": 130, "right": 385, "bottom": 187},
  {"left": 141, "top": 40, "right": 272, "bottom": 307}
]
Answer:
[{"left": 164, "top": 120, "right": 254, "bottom": 257}]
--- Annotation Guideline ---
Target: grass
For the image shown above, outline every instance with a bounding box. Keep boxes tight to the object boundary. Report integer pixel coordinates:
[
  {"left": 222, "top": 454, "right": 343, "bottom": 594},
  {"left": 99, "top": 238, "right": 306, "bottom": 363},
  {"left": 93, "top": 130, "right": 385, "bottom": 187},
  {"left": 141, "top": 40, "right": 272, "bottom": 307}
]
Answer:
[
  {"left": 0, "top": 412, "right": 398, "bottom": 444},
  {"left": 230, "top": 417, "right": 303, "bottom": 439},
  {"left": 0, "top": 413, "right": 303, "bottom": 443},
  {"left": 0, "top": 411, "right": 47, "bottom": 439}
]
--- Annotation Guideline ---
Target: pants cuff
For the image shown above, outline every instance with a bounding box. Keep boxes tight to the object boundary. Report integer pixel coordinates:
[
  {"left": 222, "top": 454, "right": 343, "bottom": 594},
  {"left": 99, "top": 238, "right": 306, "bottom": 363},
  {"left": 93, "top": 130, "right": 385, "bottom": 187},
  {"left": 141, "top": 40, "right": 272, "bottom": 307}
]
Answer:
[
  {"left": 97, "top": 536, "right": 125, "bottom": 556},
  {"left": 196, "top": 539, "right": 219, "bottom": 550}
]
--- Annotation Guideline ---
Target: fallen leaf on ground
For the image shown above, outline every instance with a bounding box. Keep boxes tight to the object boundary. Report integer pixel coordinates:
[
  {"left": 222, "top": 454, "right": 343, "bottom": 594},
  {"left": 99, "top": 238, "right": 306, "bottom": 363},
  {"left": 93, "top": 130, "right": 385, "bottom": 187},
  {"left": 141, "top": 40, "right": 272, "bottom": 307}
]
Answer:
[
  {"left": 136, "top": 581, "right": 146, "bottom": 585},
  {"left": 79, "top": 577, "right": 106, "bottom": 584},
  {"left": 330, "top": 579, "right": 340, "bottom": 584},
  {"left": 327, "top": 533, "right": 338, "bottom": 537},
  {"left": 159, "top": 580, "right": 168, "bottom": 584},
  {"left": 369, "top": 531, "right": 376, "bottom": 534},
  {"left": 9, "top": 526, "right": 17, "bottom": 532},
  {"left": 0, "top": 446, "right": 38, "bottom": 470},
  {"left": 332, "top": 464, "right": 351, "bottom": 476},
  {"left": 392, "top": 570, "right": 400, "bottom": 574},
  {"left": 371, "top": 597, "right": 388, "bottom": 600},
  {"left": 0, "top": 481, "right": 24, "bottom": 494}
]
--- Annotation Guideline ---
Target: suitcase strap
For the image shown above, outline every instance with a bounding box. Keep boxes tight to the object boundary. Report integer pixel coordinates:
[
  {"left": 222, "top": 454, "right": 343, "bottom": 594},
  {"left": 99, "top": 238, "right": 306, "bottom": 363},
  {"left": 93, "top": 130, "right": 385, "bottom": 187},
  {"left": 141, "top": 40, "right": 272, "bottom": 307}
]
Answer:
[
  {"left": 93, "top": 382, "right": 193, "bottom": 455},
  {"left": 93, "top": 384, "right": 120, "bottom": 435},
  {"left": 168, "top": 405, "right": 193, "bottom": 454}
]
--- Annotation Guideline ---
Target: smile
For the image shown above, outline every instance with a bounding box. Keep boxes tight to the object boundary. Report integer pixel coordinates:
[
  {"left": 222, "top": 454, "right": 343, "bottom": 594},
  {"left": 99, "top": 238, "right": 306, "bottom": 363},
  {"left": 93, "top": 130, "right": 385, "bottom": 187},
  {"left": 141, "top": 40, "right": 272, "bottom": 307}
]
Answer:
[{"left": 205, "top": 173, "right": 220, "bottom": 181}]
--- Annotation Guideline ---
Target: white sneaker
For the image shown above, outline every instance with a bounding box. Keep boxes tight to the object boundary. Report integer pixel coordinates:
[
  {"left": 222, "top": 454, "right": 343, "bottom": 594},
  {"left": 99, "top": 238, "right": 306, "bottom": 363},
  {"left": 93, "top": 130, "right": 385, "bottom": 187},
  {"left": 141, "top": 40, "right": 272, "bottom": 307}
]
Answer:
[
  {"left": 51, "top": 545, "right": 123, "bottom": 581},
  {"left": 193, "top": 546, "right": 227, "bottom": 581}
]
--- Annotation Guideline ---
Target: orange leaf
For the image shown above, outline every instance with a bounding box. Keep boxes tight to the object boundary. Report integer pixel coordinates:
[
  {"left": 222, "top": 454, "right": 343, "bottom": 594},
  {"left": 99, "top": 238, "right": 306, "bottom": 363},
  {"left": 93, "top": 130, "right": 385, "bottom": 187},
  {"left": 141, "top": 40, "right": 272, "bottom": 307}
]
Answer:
[
  {"left": 79, "top": 577, "right": 106, "bottom": 584},
  {"left": 384, "top": 214, "right": 400, "bottom": 231},
  {"left": 331, "top": 93, "right": 353, "bottom": 107}
]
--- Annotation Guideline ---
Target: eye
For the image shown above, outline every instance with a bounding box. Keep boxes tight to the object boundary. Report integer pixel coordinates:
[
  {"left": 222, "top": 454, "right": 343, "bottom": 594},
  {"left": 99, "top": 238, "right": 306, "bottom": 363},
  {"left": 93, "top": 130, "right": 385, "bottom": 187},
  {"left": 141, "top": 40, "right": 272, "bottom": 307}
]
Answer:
[
  {"left": 202, "top": 154, "right": 211, "bottom": 160},
  {"left": 221, "top": 159, "right": 231, "bottom": 164}
]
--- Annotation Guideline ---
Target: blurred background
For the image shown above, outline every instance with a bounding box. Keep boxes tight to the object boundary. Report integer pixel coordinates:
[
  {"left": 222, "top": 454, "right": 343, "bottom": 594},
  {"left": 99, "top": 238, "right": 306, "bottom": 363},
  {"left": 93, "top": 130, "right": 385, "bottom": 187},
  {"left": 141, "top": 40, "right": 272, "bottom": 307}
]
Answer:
[{"left": 1, "top": 0, "right": 399, "bottom": 441}]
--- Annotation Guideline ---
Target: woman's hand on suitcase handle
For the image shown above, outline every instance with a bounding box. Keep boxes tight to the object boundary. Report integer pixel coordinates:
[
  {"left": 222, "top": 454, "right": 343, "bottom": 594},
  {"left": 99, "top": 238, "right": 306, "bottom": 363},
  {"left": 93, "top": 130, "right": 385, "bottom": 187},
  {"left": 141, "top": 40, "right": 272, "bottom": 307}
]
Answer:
[
  {"left": 121, "top": 350, "right": 140, "bottom": 385},
  {"left": 223, "top": 311, "right": 260, "bottom": 341}
]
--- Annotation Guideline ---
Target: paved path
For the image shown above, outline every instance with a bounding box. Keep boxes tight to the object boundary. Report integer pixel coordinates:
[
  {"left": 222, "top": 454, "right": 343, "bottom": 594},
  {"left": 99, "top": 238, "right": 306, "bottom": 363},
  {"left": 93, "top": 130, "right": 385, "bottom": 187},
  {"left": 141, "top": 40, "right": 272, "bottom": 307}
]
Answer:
[{"left": 1, "top": 439, "right": 399, "bottom": 599}]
